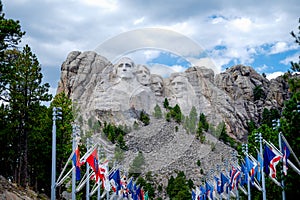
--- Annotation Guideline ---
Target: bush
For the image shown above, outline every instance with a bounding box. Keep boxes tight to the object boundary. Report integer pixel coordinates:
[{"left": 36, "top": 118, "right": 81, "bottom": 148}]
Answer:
[
  {"left": 140, "top": 110, "right": 150, "bottom": 126},
  {"left": 154, "top": 104, "right": 163, "bottom": 119}
]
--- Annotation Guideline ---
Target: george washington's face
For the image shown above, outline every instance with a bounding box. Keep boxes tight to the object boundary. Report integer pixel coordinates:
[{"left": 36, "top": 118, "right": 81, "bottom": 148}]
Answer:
[{"left": 116, "top": 58, "right": 134, "bottom": 79}]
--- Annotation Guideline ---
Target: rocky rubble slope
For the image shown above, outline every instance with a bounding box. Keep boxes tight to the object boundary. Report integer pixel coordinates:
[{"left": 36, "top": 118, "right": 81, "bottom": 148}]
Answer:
[{"left": 0, "top": 176, "right": 48, "bottom": 200}]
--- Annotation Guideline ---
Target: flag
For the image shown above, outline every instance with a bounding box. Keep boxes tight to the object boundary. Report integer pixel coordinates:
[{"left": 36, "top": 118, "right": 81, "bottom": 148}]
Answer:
[
  {"left": 132, "top": 184, "right": 141, "bottom": 200},
  {"left": 221, "top": 173, "right": 229, "bottom": 194},
  {"left": 192, "top": 189, "right": 196, "bottom": 200},
  {"left": 86, "top": 148, "right": 100, "bottom": 181},
  {"left": 264, "top": 145, "right": 282, "bottom": 179},
  {"left": 144, "top": 191, "right": 149, "bottom": 200},
  {"left": 230, "top": 168, "right": 241, "bottom": 190},
  {"left": 229, "top": 166, "right": 237, "bottom": 190},
  {"left": 127, "top": 177, "right": 133, "bottom": 194},
  {"left": 234, "top": 170, "right": 241, "bottom": 189},
  {"left": 109, "top": 169, "right": 121, "bottom": 194},
  {"left": 99, "top": 160, "right": 110, "bottom": 191},
  {"left": 205, "top": 182, "right": 214, "bottom": 200},
  {"left": 139, "top": 188, "right": 145, "bottom": 200},
  {"left": 257, "top": 153, "right": 263, "bottom": 182},
  {"left": 72, "top": 146, "right": 82, "bottom": 181},
  {"left": 214, "top": 176, "right": 222, "bottom": 194},
  {"left": 121, "top": 175, "right": 130, "bottom": 198},
  {"left": 245, "top": 156, "right": 256, "bottom": 184},
  {"left": 282, "top": 140, "right": 291, "bottom": 175},
  {"left": 200, "top": 185, "right": 206, "bottom": 200},
  {"left": 240, "top": 163, "right": 248, "bottom": 186}
]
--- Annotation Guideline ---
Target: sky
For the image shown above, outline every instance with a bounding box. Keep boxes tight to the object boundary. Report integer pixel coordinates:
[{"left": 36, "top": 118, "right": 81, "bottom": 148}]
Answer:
[{"left": 2, "top": 0, "right": 300, "bottom": 97}]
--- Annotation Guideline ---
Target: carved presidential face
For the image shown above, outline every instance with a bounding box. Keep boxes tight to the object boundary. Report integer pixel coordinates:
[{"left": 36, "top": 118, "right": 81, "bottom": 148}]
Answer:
[
  {"left": 171, "top": 75, "right": 187, "bottom": 98},
  {"left": 151, "top": 75, "right": 164, "bottom": 96},
  {"left": 136, "top": 65, "right": 150, "bottom": 86},
  {"left": 116, "top": 57, "right": 135, "bottom": 79}
]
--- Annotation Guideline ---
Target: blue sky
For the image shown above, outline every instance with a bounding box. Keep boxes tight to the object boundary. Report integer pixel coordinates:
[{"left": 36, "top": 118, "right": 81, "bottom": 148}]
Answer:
[{"left": 2, "top": 0, "right": 300, "bottom": 96}]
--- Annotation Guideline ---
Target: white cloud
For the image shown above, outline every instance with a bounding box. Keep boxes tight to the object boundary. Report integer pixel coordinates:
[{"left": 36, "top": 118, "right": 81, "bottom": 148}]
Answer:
[
  {"left": 169, "top": 65, "right": 186, "bottom": 73},
  {"left": 266, "top": 71, "right": 284, "bottom": 80},
  {"left": 269, "top": 42, "right": 291, "bottom": 55},
  {"left": 2, "top": 0, "right": 299, "bottom": 91},
  {"left": 117, "top": 49, "right": 161, "bottom": 65},
  {"left": 256, "top": 64, "right": 270, "bottom": 73},
  {"left": 149, "top": 64, "right": 177, "bottom": 78},
  {"left": 133, "top": 17, "right": 145, "bottom": 25},
  {"left": 280, "top": 52, "right": 300, "bottom": 65},
  {"left": 80, "top": 0, "right": 118, "bottom": 11},
  {"left": 228, "top": 17, "right": 253, "bottom": 32}
]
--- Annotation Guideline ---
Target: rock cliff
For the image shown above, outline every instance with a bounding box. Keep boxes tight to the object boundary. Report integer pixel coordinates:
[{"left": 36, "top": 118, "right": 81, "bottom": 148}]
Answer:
[
  {"left": 57, "top": 51, "right": 289, "bottom": 140},
  {"left": 57, "top": 51, "right": 290, "bottom": 195}
]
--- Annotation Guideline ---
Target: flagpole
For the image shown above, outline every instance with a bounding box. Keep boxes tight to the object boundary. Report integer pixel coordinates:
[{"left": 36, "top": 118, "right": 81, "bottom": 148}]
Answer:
[
  {"left": 86, "top": 137, "right": 90, "bottom": 200},
  {"left": 242, "top": 144, "right": 251, "bottom": 200},
  {"left": 280, "top": 133, "right": 300, "bottom": 167},
  {"left": 97, "top": 146, "right": 101, "bottom": 200},
  {"left": 255, "top": 132, "right": 266, "bottom": 200},
  {"left": 279, "top": 132, "right": 286, "bottom": 200},
  {"left": 51, "top": 107, "right": 60, "bottom": 200},
  {"left": 72, "top": 124, "right": 79, "bottom": 200}
]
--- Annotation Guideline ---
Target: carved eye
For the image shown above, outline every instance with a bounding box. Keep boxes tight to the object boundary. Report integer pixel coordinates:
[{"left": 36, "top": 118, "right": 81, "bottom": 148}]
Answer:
[{"left": 125, "top": 63, "right": 131, "bottom": 68}]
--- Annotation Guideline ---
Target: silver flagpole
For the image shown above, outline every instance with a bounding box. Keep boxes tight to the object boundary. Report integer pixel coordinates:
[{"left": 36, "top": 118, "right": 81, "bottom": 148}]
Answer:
[
  {"left": 51, "top": 108, "right": 56, "bottom": 200},
  {"left": 71, "top": 124, "right": 77, "bottom": 200},
  {"left": 278, "top": 132, "right": 286, "bottom": 200},
  {"left": 242, "top": 143, "right": 251, "bottom": 200},
  {"left": 255, "top": 132, "right": 266, "bottom": 200},
  {"left": 86, "top": 137, "right": 90, "bottom": 200},
  {"left": 98, "top": 146, "right": 101, "bottom": 200},
  {"left": 51, "top": 107, "right": 60, "bottom": 200},
  {"left": 273, "top": 119, "right": 286, "bottom": 200}
]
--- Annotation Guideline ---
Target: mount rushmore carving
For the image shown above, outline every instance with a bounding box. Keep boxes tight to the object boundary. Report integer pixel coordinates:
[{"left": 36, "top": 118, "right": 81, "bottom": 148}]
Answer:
[{"left": 57, "top": 51, "right": 289, "bottom": 140}]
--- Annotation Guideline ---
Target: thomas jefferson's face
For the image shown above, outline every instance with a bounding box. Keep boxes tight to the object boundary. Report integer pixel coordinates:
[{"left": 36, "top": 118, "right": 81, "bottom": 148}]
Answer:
[
  {"left": 116, "top": 59, "right": 134, "bottom": 79},
  {"left": 151, "top": 76, "right": 163, "bottom": 96},
  {"left": 136, "top": 65, "right": 150, "bottom": 86},
  {"left": 171, "top": 76, "right": 186, "bottom": 98}
]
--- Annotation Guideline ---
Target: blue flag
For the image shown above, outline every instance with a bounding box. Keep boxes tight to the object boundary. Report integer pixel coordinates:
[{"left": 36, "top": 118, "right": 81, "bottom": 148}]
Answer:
[
  {"left": 214, "top": 176, "right": 222, "bottom": 194},
  {"left": 200, "top": 185, "right": 206, "bottom": 200},
  {"left": 109, "top": 169, "right": 121, "bottom": 194},
  {"left": 127, "top": 178, "right": 133, "bottom": 194},
  {"left": 205, "top": 181, "right": 214, "bottom": 199},
  {"left": 221, "top": 173, "right": 229, "bottom": 194},
  {"left": 264, "top": 145, "right": 282, "bottom": 179},
  {"left": 257, "top": 153, "right": 263, "bottom": 182},
  {"left": 192, "top": 189, "right": 196, "bottom": 200},
  {"left": 245, "top": 156, "right": 256, "bottom": 184},
  {"left": 72, "top": 147, "right": 81, "bottom": 181},
  {"left": 241, "top": 163, "right": 248, "bottom": 186}
]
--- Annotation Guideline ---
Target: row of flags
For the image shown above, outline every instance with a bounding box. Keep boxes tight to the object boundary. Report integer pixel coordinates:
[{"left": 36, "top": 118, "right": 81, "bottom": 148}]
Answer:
[
  {"left": 192, "top": 133, "right": 300, "bottom": 200},
  {"left": 69, "top": 146, "right": 149, "bottom": 200}
]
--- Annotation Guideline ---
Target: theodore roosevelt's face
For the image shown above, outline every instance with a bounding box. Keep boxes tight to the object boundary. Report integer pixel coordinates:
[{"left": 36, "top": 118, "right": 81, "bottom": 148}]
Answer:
[
  {"left": 151, "top": 76, "right": 163, "bottom": 96},
  {"left": 171, "top": 76, "right": 186, "bottom": 98}
]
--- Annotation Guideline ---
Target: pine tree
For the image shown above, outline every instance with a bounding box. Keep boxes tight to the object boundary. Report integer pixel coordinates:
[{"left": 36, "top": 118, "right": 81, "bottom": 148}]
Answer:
[
  {"left": 3, "top": 46, "right": 52, "bottom": 187},
  {"left": 50, "top": 92, "right": 74, "bottom": 197},
  {"left": 154, "top": 104, "right": 162, "bottom": 119},
  {"left": 163, "top": 98, "right": 169, "bottom": 109}
]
